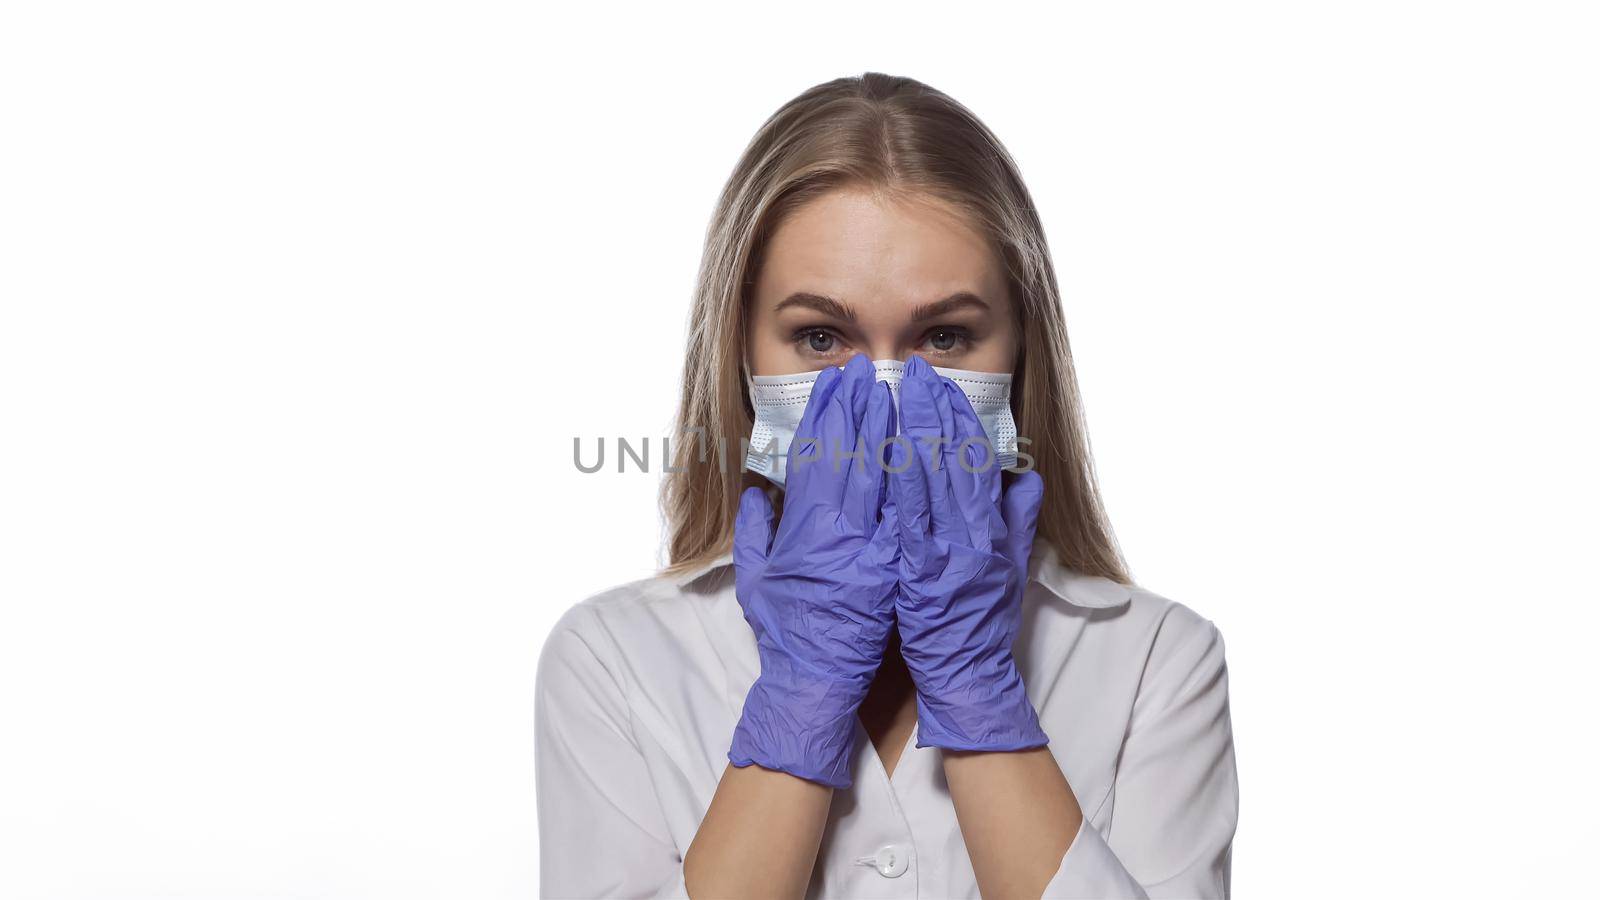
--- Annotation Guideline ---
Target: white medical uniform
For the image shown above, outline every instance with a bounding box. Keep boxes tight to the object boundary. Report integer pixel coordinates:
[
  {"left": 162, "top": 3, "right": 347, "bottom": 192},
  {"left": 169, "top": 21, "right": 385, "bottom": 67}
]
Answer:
[{"left": 535, "top": 542, "right": 1238, "bottom": 898}]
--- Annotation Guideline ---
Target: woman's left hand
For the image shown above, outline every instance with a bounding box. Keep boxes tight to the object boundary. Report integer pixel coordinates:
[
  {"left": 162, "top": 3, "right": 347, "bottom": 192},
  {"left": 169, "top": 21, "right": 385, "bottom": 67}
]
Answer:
[{"left": 889, "top": 355, "right": 1049, "bottom": 751}]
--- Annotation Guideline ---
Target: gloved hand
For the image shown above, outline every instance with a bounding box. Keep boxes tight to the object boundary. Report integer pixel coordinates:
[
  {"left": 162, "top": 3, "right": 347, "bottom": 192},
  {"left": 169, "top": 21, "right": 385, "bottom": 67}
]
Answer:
[
  {"left": 728, "top": 353, "right": 900, "bottom": 788},
  {"left": 889, "top": 355, "right": 1049, "bottom": 751}
]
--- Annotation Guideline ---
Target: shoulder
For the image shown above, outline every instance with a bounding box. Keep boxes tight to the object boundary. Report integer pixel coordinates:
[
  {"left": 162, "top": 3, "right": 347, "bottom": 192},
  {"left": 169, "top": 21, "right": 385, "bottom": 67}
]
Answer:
[
  {"left": 1029, "top": 569, "right": 1228, "bottom": 709},
  {"left": 1124, "top": 584, "right": 1225, "bottom": 650},
  {"left": 1120, "top": 584, "right": 1230, "bottom": 714},
  {"left": 540, "top": 573, "right": 688, "bottom": 658},
  {"left": 1028, "top": 553, "right": 1225, "bottom": 659},
  {"left": 536, "top": 566, "right": 739, "bottom": 689},
  {"left": 534, "top": 575, "right": 688, "bottom": 716},
  {"left": 1026, "top": 542, "right": 1224, "bottom": 657},
  {"left": 535, "top": 566, "right": 747, "bottom": 748}
]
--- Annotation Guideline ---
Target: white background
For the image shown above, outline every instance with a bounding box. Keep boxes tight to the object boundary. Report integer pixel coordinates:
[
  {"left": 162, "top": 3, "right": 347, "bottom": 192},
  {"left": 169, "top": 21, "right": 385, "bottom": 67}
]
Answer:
[{"left": 2, "top": 2, "right": 1596, "bottom": 897}]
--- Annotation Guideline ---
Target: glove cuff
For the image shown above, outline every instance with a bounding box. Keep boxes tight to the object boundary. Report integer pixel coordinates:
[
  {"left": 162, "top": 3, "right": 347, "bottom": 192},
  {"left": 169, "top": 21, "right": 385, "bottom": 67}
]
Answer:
[
  {"left": 727, "top": 671, "right": 868, "bottom": 789},
  {"left": 910, "top": 656, "right": 1049, "bottom": 751}
]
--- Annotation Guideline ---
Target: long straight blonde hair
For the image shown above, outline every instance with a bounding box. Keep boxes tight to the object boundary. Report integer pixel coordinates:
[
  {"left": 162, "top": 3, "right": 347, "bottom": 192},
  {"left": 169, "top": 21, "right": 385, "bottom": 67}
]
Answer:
[{"left": 662, "top": 72, "right": 1128, "bottom": 584}]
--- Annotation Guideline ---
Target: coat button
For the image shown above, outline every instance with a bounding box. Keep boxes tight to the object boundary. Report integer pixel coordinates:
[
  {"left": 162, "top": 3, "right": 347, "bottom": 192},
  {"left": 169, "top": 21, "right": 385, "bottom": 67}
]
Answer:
[{"left": 873, "top": 843, "right": 910, "bottom": 878}]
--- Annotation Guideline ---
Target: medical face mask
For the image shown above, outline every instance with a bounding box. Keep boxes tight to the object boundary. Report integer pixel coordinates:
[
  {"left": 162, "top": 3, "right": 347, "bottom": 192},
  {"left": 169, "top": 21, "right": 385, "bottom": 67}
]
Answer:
[{"left": 745, "top": 359, "right": 1018, "bottom": 488}]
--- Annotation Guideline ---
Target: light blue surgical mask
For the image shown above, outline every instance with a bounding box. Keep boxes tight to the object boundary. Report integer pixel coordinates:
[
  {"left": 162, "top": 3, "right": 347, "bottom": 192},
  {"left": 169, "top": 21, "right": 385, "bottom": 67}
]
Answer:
[{"left": 744, "top": 359, "right": 1017, "bottom": 487}]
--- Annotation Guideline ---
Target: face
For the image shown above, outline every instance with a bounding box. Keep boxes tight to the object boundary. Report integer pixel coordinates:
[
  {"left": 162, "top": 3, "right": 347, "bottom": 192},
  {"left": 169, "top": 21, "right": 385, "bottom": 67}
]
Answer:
[{"left": 746, "top": 186, "right": 1018, "bottom": 377}]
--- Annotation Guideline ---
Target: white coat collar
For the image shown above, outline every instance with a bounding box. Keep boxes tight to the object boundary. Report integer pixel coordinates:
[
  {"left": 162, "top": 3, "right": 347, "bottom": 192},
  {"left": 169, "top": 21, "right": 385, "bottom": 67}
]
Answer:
[{"left": 664, "top": 539, "right": 1132, "bottom": 610}]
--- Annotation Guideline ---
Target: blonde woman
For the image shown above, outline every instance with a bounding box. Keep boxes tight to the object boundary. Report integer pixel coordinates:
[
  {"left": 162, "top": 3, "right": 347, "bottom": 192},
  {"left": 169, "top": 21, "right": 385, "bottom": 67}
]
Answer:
[{"left": 536, "top": 72, "right": 1238, "bottom": 899}]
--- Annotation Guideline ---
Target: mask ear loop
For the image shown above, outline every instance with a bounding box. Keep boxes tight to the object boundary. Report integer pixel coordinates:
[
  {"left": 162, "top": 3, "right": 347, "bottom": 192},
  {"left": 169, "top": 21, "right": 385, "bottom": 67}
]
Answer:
[
  {"left": 737, "top": 348, "right": 756, "bottom": 421},
  {"left": 737, "top": 353, "right": 790, "bottom": 505},
  {"left": 1000, "top": 346, "right": 1024, "bottom": 483}
]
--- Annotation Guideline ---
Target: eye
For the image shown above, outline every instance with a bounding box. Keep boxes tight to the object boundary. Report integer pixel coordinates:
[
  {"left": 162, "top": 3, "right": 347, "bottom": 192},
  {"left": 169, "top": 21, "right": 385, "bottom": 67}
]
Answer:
[
  {"left": 792, "top": 327, "right": 849, "bottom": 359},
  {"left": 920, "top": 327, "right": 973, "bottom": 355}
]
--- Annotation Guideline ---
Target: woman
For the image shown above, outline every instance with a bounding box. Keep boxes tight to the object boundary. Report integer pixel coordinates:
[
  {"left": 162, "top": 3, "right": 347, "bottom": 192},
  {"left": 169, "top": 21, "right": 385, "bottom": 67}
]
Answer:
[{"left": 536, "top": 72, "right": 1238, "bottom": 899}]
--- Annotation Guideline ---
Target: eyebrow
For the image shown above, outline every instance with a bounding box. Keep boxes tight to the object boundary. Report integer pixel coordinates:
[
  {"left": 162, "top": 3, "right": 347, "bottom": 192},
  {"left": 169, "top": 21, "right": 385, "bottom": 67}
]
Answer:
[
  {"left": 773, "top": 291, "right": 991, "bottom": 323},
  {"left": 908, "top": 292, "right": 991, "bottom": 322},
  {"left": 774, "top": 292, "right": 857, "bottom": 322}
]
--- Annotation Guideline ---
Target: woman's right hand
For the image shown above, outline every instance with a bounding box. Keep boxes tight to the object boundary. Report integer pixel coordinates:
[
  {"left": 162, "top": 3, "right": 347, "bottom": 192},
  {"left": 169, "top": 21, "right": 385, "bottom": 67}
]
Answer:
[{"left": 727, "top": 353, "right": 899, "bottom": 789}]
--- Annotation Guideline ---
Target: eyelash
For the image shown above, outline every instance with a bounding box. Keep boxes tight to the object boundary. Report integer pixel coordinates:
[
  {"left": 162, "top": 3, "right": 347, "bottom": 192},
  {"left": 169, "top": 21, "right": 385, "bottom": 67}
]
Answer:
[{"left": 790, "top": 326, "right": 975, "bottom": 357}]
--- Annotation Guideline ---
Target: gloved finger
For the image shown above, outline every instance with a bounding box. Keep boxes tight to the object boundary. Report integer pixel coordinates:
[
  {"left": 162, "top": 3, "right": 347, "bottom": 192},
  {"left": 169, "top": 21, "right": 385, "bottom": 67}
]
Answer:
[
  {"left": 808, "top": 354, "right": 874, "bottom": 509},
  {"left": 844, "top": 379, "right": 894, "bottom": 534},
  {"left": 835, "top": 354, "right": 876, "bottom": 496},
  {"left": 1000, "top": 469, "right": 1046, "bottom": 573},
  {"left": 888, "top": 387, "right": 931, "bottom": 552},
  {"left": 872, "top": 491, "right": 901, "bottom": 558},
  {"left": 908, "top": 355, "right": 966, "bottom": 544},
  {"left": 878, "top": 404, "right": 911, "bottom": 565},
  {"left": 785, "top": 364, "right": 842, "bottom": 500},
  {"left": 733, "top": 485, "right": 776, "bottom": 570},
  {"left": 942, "top": 378, "right": 1006, "bottom": 553},
  {"left": 837, "top": 353, "right": 875, "bottom": 428}
]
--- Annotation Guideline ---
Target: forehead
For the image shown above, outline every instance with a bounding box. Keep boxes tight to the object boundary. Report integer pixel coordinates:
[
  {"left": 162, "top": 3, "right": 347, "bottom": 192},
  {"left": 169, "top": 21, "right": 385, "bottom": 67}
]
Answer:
[{"left": 755, "top": 187, "right": 1008, "bottom": 311}]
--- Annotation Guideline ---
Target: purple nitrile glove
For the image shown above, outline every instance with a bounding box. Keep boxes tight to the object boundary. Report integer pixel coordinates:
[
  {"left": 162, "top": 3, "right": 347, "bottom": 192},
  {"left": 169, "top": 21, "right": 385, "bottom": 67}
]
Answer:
[
  {"left": 727, "top": 353, "right": 899, "bottom": 788},
  {"left": 889, "top": 355, "right": 1049, "bottom": 751}
]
